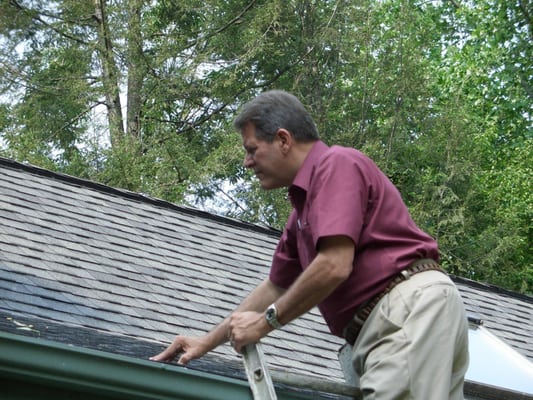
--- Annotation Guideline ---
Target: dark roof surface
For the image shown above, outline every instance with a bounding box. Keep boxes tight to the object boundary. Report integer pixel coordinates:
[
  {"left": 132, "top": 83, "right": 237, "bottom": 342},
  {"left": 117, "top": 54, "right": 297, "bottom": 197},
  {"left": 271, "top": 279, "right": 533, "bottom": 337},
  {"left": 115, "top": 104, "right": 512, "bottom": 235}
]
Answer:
[{"left": 0, "top": 156, "right": 532, "bottom": 386}]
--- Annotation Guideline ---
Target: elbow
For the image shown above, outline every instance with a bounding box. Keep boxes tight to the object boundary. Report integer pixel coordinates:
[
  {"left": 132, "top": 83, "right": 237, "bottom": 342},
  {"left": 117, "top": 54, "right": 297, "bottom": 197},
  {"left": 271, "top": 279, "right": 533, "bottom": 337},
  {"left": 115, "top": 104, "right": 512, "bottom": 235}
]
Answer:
[
  {"left": 319, "top": 257, "right": 353, "bottom": 285},
  {"left": 331, "top": 262, "right": 353, "bottom": 283},
  {"left": 316, "top": 235, "right": 355, "bottom": 284}
]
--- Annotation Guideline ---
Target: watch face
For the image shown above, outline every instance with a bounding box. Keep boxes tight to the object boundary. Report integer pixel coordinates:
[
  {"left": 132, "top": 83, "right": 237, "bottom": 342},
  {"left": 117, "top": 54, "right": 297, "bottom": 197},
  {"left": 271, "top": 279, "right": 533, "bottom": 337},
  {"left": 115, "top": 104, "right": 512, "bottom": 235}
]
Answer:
[{"left": 266, "top": 305, "right": 281, "bottom": 328}]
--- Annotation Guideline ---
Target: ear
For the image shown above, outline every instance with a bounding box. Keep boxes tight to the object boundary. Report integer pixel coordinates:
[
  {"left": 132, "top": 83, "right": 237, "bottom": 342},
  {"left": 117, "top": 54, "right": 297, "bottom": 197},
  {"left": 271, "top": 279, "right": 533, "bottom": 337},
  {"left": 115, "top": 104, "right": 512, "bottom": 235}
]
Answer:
[{"left": 275, "top": 129, "right": 293, "bottom": 155}]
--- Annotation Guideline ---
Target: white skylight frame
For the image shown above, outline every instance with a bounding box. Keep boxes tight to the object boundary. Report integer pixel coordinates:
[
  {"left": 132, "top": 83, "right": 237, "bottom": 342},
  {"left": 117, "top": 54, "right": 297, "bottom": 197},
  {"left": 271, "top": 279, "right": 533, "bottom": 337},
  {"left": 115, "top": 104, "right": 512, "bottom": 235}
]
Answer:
[{"left": 466, "top": 323, "right": 533, "bottom": 394}]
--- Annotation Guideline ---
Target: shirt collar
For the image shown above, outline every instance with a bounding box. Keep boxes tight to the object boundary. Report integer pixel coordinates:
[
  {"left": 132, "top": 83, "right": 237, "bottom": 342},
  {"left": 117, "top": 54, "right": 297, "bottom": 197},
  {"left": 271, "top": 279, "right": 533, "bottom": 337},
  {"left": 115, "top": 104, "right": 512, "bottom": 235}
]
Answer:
[{"left": 288, "top": 140, "right": 329, "bottom": 204}]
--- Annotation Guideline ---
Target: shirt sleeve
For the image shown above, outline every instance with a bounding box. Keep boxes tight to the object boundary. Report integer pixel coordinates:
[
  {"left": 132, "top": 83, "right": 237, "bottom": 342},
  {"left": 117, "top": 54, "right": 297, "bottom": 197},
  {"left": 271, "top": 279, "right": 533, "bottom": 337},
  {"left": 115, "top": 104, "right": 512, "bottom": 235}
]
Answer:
[
  {"left": 307, "top": 148, "right": 370, "bottom": 248},
  {"left": 269, "top": 211, "right": 303, "bottom": 289}
]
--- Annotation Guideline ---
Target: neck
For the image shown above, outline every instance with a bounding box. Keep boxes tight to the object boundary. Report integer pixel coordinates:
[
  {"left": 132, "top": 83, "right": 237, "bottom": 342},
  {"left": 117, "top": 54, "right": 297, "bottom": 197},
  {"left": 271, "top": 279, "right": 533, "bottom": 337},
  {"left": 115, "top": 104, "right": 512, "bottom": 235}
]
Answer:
[{"left": 285, "top": 140, "right": 317, "bottom": 183}]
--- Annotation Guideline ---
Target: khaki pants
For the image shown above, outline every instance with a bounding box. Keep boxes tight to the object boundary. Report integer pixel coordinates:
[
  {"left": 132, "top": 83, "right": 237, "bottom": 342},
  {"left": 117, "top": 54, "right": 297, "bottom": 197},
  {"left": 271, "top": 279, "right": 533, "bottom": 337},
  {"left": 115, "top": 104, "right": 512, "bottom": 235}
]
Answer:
[{"left": 347, "top": 271, "right": 469, "bottom": 400}]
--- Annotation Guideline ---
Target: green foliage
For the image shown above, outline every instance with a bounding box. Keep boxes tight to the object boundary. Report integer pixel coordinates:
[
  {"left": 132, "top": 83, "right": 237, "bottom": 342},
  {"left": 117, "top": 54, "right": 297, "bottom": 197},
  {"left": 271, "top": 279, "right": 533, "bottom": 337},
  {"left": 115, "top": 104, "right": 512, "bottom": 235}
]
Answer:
[
  {"left": 410, "top": 0, "right": 533, "bottom": 293},
  {"left": 0, "top": 0, "right": 531, "bottom": 293}
]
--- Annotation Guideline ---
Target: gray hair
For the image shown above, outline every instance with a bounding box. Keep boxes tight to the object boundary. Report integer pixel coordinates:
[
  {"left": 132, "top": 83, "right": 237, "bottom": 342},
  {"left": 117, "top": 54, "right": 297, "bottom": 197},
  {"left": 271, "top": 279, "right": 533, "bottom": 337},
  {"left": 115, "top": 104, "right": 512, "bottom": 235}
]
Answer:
[{"left": 234, "top": 90, "right": 320, "bottom": 143}]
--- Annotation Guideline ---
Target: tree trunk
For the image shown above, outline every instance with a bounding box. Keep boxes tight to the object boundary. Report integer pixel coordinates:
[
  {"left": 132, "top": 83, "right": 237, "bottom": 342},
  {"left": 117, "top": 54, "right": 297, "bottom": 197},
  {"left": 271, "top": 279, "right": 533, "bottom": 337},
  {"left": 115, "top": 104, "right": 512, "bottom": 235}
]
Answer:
[
  {"left": 126, "top": 0, "right": 144, "bottom": 139},
  {"left": 94, "top": 0, "right": 125, "bottom": 146}
]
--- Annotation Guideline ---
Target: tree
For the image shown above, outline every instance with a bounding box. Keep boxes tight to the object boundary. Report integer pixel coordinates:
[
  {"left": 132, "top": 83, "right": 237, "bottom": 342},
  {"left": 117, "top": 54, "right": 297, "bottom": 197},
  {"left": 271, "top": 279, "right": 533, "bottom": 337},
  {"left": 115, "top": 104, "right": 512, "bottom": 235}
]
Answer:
[
  {"left": 0, "top": 0, "right": 530, "bottom": 293},
  {"left": 427, "top": 0, "right": 532, "bottom": 292}
]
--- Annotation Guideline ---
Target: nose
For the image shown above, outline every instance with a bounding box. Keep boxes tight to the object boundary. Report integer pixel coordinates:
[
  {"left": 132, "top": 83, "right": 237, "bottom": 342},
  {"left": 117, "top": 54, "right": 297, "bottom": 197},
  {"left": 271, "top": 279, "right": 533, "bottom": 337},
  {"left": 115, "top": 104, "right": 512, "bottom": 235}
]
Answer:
[{"left": 243, "top": 153, "right": 254, "bottom": 168}]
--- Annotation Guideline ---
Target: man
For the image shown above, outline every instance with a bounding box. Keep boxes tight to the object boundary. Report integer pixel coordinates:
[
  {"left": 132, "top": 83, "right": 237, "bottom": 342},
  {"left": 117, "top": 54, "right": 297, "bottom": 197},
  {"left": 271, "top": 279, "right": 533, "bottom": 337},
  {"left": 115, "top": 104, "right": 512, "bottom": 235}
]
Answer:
[{"left": 151, "top": 90, "right": 469, "bottom": 399}]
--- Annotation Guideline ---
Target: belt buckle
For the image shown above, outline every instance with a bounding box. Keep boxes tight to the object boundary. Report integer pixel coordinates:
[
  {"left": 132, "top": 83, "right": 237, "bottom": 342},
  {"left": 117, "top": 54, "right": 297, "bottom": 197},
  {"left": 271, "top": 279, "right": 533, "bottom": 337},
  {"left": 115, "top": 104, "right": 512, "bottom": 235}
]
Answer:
[{"left": 400, "top": 269, "right": 411, "bottom": 280}]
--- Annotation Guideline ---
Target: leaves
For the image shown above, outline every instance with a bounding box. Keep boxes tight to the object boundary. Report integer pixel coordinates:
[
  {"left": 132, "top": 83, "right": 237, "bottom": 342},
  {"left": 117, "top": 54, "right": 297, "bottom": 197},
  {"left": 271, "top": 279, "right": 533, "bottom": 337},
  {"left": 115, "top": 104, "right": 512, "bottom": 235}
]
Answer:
[{"left": 0, "top": 0, "right": 530, "bottom": 293}]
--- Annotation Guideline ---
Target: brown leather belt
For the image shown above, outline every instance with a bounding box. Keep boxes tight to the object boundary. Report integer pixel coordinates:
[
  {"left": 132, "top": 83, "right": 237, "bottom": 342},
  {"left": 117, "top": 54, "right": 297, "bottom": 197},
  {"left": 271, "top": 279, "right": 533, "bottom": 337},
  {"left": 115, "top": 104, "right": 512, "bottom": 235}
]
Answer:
[{"left": 343, "top": 259, "right": 444, "bottom": 345}]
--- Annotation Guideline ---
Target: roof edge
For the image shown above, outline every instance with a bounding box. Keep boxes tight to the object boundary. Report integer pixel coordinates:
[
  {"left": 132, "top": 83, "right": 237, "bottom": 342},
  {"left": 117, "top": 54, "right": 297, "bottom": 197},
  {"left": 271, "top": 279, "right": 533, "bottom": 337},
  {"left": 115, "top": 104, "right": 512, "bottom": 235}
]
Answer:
[
  {"left": 0, "top": 157, "right": 281, "bottom": 238},
  {"left": 451, "top": 275, "right": 532, "bottom": 304},
  {"left": 2, "top": 331, "right": 531, "bottom": 400},
  {"left": 464, "top": 380, "right": 533, "bottom": 400},
  {"left": 0, "top": 331, "right": 321, "bottom": 400}
]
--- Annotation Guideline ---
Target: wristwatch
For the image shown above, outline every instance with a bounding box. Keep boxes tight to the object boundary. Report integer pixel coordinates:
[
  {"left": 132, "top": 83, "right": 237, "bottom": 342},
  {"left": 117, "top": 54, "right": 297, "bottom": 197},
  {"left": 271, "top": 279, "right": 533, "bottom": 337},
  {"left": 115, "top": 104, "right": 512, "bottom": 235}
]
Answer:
[{"left": 265, "top": 303, "right": 283, "bottom": 329}]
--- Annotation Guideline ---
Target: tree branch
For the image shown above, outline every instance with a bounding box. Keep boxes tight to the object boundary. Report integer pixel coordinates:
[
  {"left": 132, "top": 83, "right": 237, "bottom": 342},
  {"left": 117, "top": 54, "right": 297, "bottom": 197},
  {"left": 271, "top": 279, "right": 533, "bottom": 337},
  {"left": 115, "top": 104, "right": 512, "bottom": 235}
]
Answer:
[
  {"left": 10, "top": 0, "right": 90, "bottom": 45},
  {"left": 518, "top": 0, "right": 532, "bottom": 42},
  {"left": 448, "top": 0, "right": 461, "bottom": 9}
]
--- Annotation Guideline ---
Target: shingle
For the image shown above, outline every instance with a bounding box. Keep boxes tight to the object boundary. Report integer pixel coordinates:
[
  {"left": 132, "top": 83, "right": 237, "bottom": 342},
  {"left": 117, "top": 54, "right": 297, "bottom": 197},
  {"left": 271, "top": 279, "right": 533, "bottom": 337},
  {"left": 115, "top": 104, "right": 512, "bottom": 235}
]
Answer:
[{"left": 0, "top": 156, "right": 532, "bottom": 387}]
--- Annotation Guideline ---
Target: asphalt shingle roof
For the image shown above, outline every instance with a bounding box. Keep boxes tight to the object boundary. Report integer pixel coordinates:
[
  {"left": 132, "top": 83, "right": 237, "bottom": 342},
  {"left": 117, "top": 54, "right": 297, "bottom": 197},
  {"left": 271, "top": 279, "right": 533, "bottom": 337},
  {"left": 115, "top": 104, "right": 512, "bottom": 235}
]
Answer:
[{"left": 0, "top": 156, "right": 532, "bottom": 386}]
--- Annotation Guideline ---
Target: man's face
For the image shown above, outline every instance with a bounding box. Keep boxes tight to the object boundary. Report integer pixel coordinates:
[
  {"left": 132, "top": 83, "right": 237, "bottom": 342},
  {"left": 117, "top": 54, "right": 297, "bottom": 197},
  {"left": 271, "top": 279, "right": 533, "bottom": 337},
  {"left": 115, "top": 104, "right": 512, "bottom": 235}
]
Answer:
[{"left": 241, "top": 122, "right": 290, "bottom": 190}]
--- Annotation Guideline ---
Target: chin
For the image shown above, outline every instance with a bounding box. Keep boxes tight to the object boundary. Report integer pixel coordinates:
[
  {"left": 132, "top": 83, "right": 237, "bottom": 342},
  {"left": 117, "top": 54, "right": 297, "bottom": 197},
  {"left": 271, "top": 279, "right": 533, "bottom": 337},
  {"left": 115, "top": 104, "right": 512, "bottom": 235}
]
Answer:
[
  {"left": 260, "top": 181, "right": 283, "bottom": 190},
  {"left": 259, "top": 182, "right": 273, "bottom": 190}
]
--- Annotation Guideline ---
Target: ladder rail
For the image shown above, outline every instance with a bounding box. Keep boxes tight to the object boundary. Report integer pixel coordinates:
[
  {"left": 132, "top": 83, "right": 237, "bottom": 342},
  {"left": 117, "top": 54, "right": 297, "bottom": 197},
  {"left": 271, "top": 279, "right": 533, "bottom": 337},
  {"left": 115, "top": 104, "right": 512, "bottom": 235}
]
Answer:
[
  {"left": 242, "top": 342, "right": 278, "bottom": 400},
  {"left": 242, "top": 342, "right": 361, "bottom": 399}
]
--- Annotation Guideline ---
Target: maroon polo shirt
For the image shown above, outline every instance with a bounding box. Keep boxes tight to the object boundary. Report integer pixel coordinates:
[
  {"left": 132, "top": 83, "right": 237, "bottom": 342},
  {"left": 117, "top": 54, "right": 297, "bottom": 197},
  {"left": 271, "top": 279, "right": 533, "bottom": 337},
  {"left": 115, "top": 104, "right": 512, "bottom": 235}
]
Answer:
[{"left": 270, "top": 141, "right": 439, "bottom": 337}]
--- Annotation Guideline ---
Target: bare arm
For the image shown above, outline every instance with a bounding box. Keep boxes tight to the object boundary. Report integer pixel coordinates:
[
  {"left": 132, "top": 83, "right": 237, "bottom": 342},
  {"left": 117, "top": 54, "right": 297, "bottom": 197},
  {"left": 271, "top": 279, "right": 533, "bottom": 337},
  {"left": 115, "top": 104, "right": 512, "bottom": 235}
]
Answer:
[
  {"left": 204, "top": 278, "right": 284, "bottom": 349},
  {"left": 229, "top": 235, "right": 354, "bottom": 352},
  {"left": 150, "top": 277, "right": 285, "bottom": 364},
  {"left": 152, "top": 235, "right": 354, "bottom": 361},
  {"left": 275, "top": 235, "right": 354, "bottom": 324}
]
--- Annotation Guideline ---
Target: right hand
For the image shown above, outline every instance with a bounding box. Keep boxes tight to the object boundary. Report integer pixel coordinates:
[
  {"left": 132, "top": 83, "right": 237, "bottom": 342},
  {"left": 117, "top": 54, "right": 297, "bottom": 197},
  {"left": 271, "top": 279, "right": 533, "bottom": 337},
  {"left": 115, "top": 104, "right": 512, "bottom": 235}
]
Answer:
[{"left": 149, "top": 335, "right": 209, "bottom": 365}]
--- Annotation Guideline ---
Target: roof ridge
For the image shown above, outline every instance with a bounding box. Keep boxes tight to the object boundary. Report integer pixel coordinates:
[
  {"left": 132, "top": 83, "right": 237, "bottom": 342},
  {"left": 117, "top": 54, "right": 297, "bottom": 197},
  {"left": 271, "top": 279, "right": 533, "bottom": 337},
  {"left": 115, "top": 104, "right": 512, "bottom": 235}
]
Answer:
[
  {"left": 451, "top": 275, "right": 533, "bottom": 303},
  {"left": 0, "top": 156, "right": 282, "bottom": 238}
]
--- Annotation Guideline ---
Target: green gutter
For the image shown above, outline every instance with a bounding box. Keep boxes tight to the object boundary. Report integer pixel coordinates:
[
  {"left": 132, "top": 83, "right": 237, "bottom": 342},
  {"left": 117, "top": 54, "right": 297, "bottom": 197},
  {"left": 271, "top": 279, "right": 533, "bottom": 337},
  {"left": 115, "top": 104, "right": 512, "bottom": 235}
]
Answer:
[{"left": 0, "top": 332, "right": 318, "bottom": 400}]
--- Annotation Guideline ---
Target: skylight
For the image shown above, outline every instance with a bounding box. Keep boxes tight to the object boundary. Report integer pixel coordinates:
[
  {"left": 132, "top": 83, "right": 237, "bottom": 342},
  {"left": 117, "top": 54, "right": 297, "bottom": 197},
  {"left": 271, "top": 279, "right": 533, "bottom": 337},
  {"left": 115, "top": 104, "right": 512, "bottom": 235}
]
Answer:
[{"left": 466, "top": 323, "right": 533, "bottom": 394}]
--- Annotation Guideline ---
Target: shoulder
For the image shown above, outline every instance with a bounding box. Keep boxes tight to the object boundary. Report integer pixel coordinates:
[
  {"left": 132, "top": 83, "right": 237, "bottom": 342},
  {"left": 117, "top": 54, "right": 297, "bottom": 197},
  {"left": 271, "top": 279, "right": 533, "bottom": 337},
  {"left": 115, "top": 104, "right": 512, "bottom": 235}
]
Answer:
[
  {"left": 327, "top": 145, "right": 370, "bottom": 161},
  {"left": 317, "top": 145, "right": 378, "bottom": 174}
]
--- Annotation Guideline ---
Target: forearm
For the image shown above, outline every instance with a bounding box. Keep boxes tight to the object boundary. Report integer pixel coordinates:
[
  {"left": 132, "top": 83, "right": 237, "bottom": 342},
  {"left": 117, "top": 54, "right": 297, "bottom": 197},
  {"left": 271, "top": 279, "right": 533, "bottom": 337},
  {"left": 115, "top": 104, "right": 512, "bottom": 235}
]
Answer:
[
  {"left": 236, "top": 278, "right": 285, "bottom": 313},
  {"left": 275, "top": 236, "right": 354, "bottom": 326},
  {"left": 274, "top": 258, "right": 344, "bottom": 324},
  {"left": 204, "top": 278, "right": 284, "bottom": 348}
]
